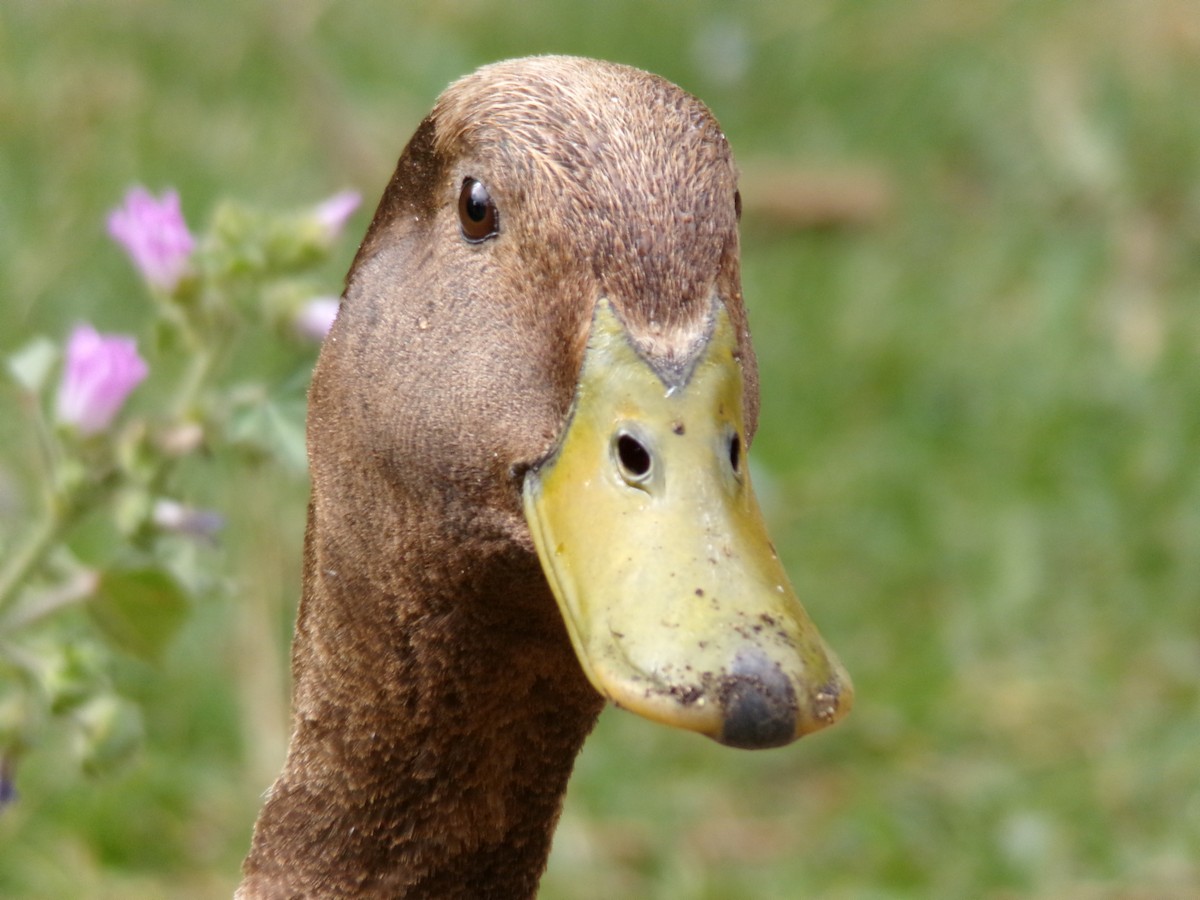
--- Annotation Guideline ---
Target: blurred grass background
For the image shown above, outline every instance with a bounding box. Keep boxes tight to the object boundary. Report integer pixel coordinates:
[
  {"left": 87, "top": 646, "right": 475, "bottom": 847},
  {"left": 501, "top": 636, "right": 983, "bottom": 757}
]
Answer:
[{"left": 2, "top": 0, "right": 1199, "bottom": 896}]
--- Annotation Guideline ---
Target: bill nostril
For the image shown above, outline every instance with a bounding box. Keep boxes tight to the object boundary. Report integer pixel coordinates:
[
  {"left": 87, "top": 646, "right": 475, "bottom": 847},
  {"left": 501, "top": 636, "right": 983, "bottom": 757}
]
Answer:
[{"left": 615, "top": 432, "right": 652, "bottom": 481}]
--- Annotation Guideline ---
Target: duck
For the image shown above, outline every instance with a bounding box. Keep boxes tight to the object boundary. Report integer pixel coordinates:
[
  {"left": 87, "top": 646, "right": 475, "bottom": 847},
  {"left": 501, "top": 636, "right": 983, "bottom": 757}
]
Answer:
[{"left": 237, "top": 55, "right": 852, "bottom": 899}]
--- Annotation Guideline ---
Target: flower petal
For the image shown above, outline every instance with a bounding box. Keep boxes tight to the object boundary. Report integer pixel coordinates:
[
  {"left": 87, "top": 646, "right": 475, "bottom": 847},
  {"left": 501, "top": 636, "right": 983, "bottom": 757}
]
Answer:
[
  {"left": 107, "top": 187, "right": 195, "bottom": 293},
  {"left": 294, "top": 296, "right": 341, "bottom": 342},
  {"left": 312, "top": 190, "right": 361, "bottom": 242},
  {"left": 56, "top": 324, "right": 149, "bottom": 435}
]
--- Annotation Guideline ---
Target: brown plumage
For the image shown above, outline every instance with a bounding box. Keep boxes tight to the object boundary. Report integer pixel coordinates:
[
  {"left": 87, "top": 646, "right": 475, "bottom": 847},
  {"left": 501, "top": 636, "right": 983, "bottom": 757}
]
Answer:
[{"left": 238, "top": 56, "right": 841, "bottom": 899}]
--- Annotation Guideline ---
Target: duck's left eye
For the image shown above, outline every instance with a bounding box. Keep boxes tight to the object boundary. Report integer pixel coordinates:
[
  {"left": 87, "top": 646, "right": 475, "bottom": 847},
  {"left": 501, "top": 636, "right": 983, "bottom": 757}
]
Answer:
[{"left": 458, "top": 178, "right": 499, "bottom": 242}]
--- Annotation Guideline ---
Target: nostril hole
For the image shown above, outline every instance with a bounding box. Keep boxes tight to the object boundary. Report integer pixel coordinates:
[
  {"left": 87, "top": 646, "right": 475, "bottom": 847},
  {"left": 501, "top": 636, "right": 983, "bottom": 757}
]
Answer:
[
  {"left": 616, "top": 433, "right": 652, "bottom": 479},
  {"left": 729, "top": 433, "right": 742, "bottom": 475}
]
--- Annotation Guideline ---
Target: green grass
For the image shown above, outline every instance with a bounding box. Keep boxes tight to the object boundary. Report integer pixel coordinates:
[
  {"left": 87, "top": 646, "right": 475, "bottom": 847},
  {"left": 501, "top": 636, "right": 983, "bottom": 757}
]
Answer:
[{"left": 2, "top": 0, "right": 1199, "bottom": 896}]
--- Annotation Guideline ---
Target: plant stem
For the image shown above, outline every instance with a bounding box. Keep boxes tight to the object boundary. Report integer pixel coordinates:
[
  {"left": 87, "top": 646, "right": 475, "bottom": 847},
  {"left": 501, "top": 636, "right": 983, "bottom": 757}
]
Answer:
[
  {"left": 1, "top": 569, "right": 100, "bottom": 632},
  {"left": 0, "top": 512, "right": 58, "bottom": 616},
  {"left": 173, "top": 344, "right": 214, "bottom": 423}
]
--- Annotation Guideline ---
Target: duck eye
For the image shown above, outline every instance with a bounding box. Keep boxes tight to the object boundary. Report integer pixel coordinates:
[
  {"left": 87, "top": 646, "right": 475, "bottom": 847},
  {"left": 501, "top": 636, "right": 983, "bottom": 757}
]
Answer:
[
  {"left": 728, "top": 432, "right": 742, "bottom": 475},
  {"left": 458, "top": 178, "right": 499, "bottom": 242},
  {"left": 733, "top": 189, "right": 742, "bottom": 221}
]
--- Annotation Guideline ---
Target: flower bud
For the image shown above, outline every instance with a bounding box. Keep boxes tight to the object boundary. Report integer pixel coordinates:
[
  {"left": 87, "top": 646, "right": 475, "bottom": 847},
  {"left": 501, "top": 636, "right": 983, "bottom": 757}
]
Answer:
[
  {"left": 311, "top": 190, "right": 361, "bottom": 244},
  {"left": 152, "top": 498, "right": 225, "bottom": 539},
  {"left": 294, "top": 296, "right": 340, "bottom": 342},
  {"left": 55, "top": 324, "right": 149, "bottom": 436},
  {"left": 107, "top": 187, "right": 195, "bottom": 293}
]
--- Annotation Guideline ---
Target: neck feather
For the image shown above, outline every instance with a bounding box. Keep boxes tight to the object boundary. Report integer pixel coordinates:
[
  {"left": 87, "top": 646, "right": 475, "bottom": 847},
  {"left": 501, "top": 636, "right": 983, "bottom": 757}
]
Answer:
[{"left": 239, "top": 499, "right": 603, "bottom": 899}]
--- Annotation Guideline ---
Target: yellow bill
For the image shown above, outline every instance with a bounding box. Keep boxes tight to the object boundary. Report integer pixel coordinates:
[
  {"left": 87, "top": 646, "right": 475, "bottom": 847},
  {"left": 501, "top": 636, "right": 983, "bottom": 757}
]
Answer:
[{"left": 523, "top": 299, "right": 852, "bottom": 749}]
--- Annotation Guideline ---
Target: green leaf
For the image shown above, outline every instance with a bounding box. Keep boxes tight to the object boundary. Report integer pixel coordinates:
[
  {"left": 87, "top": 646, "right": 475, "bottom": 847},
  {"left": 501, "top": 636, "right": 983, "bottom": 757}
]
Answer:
[
  {"left": 88, "top": 568, "right": 189, "bottom": 663},
  {"left": 6, "top": 336, "right": 59, "bottom": 394},
  {"left": 112, "top": 487, "right": 154, "bottom": 538},
  {"left": 0, "top": 685, "right": 33, "bottom": 753},
  {"left": 74, "top": 694, "right": 142, "bottom": 776},
  {"left": 229, "top": 396, "right": 308, "bottom": 472},
  {"left": 42, "top": 642, "right": 105, "bottom": 716}
]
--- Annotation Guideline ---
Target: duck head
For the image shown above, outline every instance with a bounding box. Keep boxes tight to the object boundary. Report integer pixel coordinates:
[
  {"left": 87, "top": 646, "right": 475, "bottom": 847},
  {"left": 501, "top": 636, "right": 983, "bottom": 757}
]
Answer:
[{"left": 312, "top": 56, "right": 851, "bottom": 750}]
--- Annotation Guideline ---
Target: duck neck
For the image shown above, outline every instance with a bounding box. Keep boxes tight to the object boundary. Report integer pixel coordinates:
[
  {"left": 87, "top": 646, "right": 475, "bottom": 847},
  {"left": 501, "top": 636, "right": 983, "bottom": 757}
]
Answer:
[{"left": 239, "top": 501, "right": 604, "bottom": 899}]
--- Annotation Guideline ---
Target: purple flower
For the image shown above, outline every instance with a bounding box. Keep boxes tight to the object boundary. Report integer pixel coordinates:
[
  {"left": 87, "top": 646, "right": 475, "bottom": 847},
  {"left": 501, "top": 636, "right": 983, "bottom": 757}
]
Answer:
[
  {"left": 311, "top": 190, "right": 361, "bottom": 243},
  {"left": 56, "top": 325, "right": 149, "bottom": 436},
  {"left": 0, "top": 756, "right": 15, "bottom": 813},
  {"left": 294, "top": 296, "right": 340, "bottom": 342},
  {"left": 107, "top": 187, "right": 194, "bottom": 293}
]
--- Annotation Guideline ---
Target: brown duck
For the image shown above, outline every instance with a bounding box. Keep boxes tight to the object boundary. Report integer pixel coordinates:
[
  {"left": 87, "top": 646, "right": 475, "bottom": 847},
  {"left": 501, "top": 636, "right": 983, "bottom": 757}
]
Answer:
[{"left": 237, "top": 55, "right": 852, "bottom": 899}]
